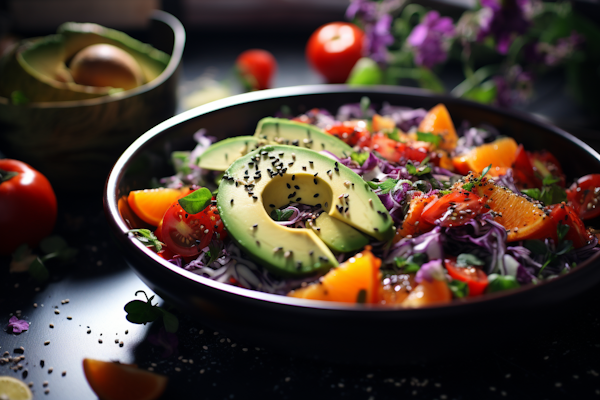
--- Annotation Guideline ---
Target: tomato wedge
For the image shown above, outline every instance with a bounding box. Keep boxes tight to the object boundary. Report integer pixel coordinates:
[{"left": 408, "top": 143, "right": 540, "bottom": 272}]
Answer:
[
  {"left": 548, "top": 203, "right": 593, "bottom": 249},
  {"left": 444, "top": 257, "right": 488, "bottom": 297},
  {"left": 567, "top": 174, "right": 600, "bottom": 220},
  {"left": 371, "top": 133, "right": 428, "bottom": 164},
  {"left": 161, "top": 200, "right": 215, "bottom": 257},
  {"left": 325, "top": 122, "right": 371, "bottom": 147},
  {"left": 421, "top": 191, "right": 484, "bottom": 227}
]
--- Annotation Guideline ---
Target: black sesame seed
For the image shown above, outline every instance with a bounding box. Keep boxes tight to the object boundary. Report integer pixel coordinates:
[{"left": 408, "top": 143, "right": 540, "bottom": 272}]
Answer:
[
  {"left": 314, "top": 193, "right": 319, "bottom": 198},
  {"left": 314, "top": 178, "right": 318, "bottom": 185},
  {"left": 296, "top": 198, "right": 302, "bottom": 202},
  {"left": 294, "top": 185, "right": 300, "bottom": 190},
  {"left": 287, "top": 183, "right": 291, "bottom": 189},
  {"left": 288, "top": 192, "right": 297, "bottom": 199},
  {"left": 309, "top": 250, "right": 314, "bottom": 256},
  {"left": 292, "top": 175, "right": 296, "bottom": 181},
  {"left": 270, "top": 204, "right": 276, "bottom": 208},
  {"left": 314, "top": 172, "right": 318, "bottom": 177}
]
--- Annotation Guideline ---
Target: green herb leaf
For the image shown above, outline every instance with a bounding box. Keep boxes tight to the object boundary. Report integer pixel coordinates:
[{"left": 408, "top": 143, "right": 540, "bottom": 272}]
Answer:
[
  {"left": 394, "top": 256, "right": 422, "bottom": 273},
  {"left": 11, "top": 90, "right": 29, "bottom": 105},
  {"left": 416, "top": 131, "right": 441, "bottom": 146},
  {"left": 387, "top": 129, "right": 401, "bottom": 142},
  {"left": 129, "top": 229, "right": 163, "bottom": 252},
  {"left": 124, "top": 300, "right": 162, "bottom": 324},
  {"left": 28, "top": 257, "right": 49, "bottom": 282},
  {"left": 448, "top": 280, "right": 469, "bottom": 298},
  {"left": 456, "top": 253, "right": 485, "bottom": 267},
  {"left": 205, "top": 242, "right": 222, "bottom": 265},
  {"left": 159, "top": 308, "right": 179, "bottom": 333},
  {"left": 378, "top": 179, "right": 399, "bottom": 195},
  {"left": 406, "top": 162, "right": 432, "bottom": 177},
  {"left": 542, "top": 175, "right": 561, "bottom": 186},
  {"left": 521, "top": 188, "right": 541, "bottom": 200},
  {"left": 524, "top": 240, "right": 548, "bottom": 256},
  {"left": 462, "top": 164, "right": 492, "bottom": 192},
  {"left": 350, "top": 151, "right": 370, "bottom": 166},
  {"left": 178, "top": 187, "right": 212, "bottom": 214},
  {"left": 557, "top": 223, "right": 570, "bottom": 242},
  {"left": 270, "top": 208, "right": 295, "bottom": 221},
  {"left": 486, "top": 274, "right": 520, "bottom": 293},
  {"left": 40, "top": 236, "right": 68, "bottom": 254},
  {"left": 171, "top": 151, "right": 192, "bottom": 176},
  {"left": 360, "top": 96, "right": 371, "bottom": 119}
]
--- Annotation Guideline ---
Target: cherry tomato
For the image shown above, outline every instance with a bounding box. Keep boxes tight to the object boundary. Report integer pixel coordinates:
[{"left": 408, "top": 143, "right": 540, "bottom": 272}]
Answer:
[
  {"left": 444, "top": 257, "right": 488, "bottom": 297},
  {"left": 512, "top": 145, "right": 565, "bottom": 189},
  {"left": 325, "top": 121, "right": 371, "bottom": 147},
  {"left": 421, "top": 191, "right": 484, "bottom": 227},
  {"left": 161, "top": 200, "right": 215, "bottom": 257},
  {"left": 371, "top": 134, "right": 428, "bottom": 164},
  {"left": 0, "top": 159, "right": 57, "bottom": 255},
  {"left": 531, "top": 150, "right": 565, "bottom": 187},
  {"left": 567, "top": 174, "right": 600, "bottom": 220},
  {"left": 235, "top": 49, "right": 277, "bottom": 90},
  {"left": 204, "top": 204, "right": 227, "bottom": 242},
  {"left": 548, "top": 203, "right": 593, "bottom": 249},
  {"left": 306, "top": 22, "right": 365, "bottom": 83},
  {"left": 512, "top": 144, "right": 540, "bottom": 189}
]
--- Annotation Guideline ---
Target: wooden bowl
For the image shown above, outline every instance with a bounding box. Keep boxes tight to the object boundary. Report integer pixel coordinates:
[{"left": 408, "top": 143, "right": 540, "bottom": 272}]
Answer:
[{"left": 0, "top": 10, "right": 185, "bottom": 192}]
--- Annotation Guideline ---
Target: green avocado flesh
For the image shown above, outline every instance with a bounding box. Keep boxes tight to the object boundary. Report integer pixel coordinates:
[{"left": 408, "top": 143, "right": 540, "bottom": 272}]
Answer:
[
  {"left": 0, "top": 22, "right": 169, "bottom": 103},
  {"left": 198, "top": 137, "right": 260, "bottom": 171},
  {"left": 216, "top": 145, "right": 394, "bottom": 278},
  {"left": 197, "top": 118, "right": 353, "bottom": 172},
  {"left": 309, "top": 212, "right": 369, "bottom": 253}
]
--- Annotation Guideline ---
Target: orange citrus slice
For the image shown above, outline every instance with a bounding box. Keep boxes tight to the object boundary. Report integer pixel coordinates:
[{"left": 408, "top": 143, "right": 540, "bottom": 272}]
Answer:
[
  {"left": 460, "top": 173, "right": 553, "bottom": 242},
  {"left": 417, "top": 104, "right": 458, "bottom": 151},
  {"left": 289, "top": 247, "right": 381, "bottom": 304},
  {"left": 0, "top": 376, "right": 33, "bottom": 400},
  {"left": 394, "top": 193, "right": 436, "bottom": 242},
  {"left": 128, "top": 187, "right": 193, "bottom": 226},
  {"left": 453, "top": 137, "right": 518, "bottom": 176},
  {"left": 83, "top": 358, "right": 168, "bottom": 400}
]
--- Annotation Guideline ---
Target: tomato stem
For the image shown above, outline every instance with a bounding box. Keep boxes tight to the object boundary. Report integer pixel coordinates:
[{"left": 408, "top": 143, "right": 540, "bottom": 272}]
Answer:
[{"left": 0, "top": 168, "right": 19, "bottom": 183}]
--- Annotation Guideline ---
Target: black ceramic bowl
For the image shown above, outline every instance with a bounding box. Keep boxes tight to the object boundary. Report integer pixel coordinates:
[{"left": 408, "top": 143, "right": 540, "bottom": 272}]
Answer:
[{"left": 104, "top": 85, "right": 600, "bottom": 364}]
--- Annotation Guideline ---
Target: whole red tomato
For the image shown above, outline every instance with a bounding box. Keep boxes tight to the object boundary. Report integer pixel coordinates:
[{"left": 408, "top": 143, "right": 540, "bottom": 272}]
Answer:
[
  {"left": 306, "top": 22, "right": 365, "bottom": 83},
  {"left": 235, "top": 49, "right": 277, "bottom": 90},
  {"left": 0, "top": 159, "right": 57, "bottom": 255}
]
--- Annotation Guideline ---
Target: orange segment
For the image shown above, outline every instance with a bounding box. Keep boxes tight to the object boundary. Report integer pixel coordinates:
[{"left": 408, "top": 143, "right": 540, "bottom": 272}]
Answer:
[
  {"left": 288, "top": 247, "right": 381, "bottom": 304},
  {"left": 379, "top": 273, "right": 416, "bottom": 305},
  {"left": 372, "top": 114, "right": 396, "bottom": 132},
  {"left": 459, "top": 174, "right": 553, "bottom": 242},
  {"left": 417, "top": 104, "right": 458, "bottom": 151},
  {"left": 83, "top": 359, "right": 168, "bottom": 400},
  {"left": 402, "top": 279, "right": 452, "bottom": 307},
  {"left": 452, "top": 137, "right": 518, "bottom": 176},
  {"left": 394, "top": 193, "right": 436, "bottom": 242},
  {"left": 128, "top": 187, "right": 193, "bottom": 226}
]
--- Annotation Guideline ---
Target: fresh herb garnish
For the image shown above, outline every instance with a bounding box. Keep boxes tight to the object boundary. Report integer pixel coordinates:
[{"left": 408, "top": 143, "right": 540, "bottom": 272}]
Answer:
[
  {"left": 10, "top": 236, "right": 78, "bottom": 282},
  {"left": 129, "top": 229, "right": 163, "bottom": 252},
  {"left": 270, "top": 208, "right": 295, "bottom": 221},
  {"left": 448, "top": 280, "right": 469, "bottom": 298},
  {"left": 124, "top": 290, "right": 179, "bottom": 333},
  {"left": 360, "top": 96, "right": 371, "bottom": 119},
  {"left": 356, "top": 289, "right": 368, "bottom": 304},
  {"left": 486, "top": 274, "right": 520, "bottom": 293},
  {"left": 367, "top": 178, "right": 399, "bottom": 195},
  {"left": 178, "top": 187, "right": 212, "bottom": 214},
  {"left": 406, "top": 161, "right": 432, "bottom": 177},
  {"left": 525, "top": 223, "right": 573, "bottom": 277},
  {"left": 521, "top": 176, "right": 567, "bottom": 205},
  {"left": 350, "top": 151, "right": 370, "bottom": 166},
  {"left": 205, "top": 242, "right": 222, "bottom": 266},
  {"left": 416, "top": 131, "right": 441, "bottom": 147},
  {"left": 386, "top": 129, "right": 402, "bottom": 142},
  {"left": 456, "top": 253, "right": 485, "bottom": 267},
  {"left": 462, "top": 164, "right": 492, "bottom": 192}
]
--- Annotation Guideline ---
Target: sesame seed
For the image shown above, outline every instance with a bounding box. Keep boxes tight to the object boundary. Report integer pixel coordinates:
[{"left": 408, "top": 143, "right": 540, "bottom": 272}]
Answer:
[{"left": 44, "top": 341, "right": 50, "bottom": 346}]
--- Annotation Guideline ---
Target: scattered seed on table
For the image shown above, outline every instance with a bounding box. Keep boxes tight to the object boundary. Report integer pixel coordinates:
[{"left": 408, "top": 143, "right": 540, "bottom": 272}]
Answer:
[
  {"left": 48, "top": 368, "right": 53, "bottom": 374},
  {"left": 49, "top": 324, "right": 54, "bottom": 328},
  {"left": 33, "top": 303, "right": 38, "bottom": 308},
  {"left": 151, "top": 363, "right": 157, "bottom": 367},
  {"left": 22, "top": 370, "right": 28, "bottom": 379},
  {"left": 98, "top": 339, "right": 103, "bottom": 344},
  {"left": 45, "top": 389, "right": 50, "bottom": 395},
  {"left": 14, "top": 347, "right": 24, "bottom": 354},
  {"left": 125, "top": 330, "right": 128, "bottom": 335},
  {"left": 44, "top": 341, "right": 50, "bottom": 346},
  {"left": 148, "top": 367, "right": 154, "bottom": 372},
  {"left": 87, "top": 329, "right": 91, "bottom": 334},
  {"left": 115, "top": 339, "right": 119, "bottom": 344},
  {"left": 62, "top": 371, "right": 66, "bottom": 377},
  {"left": 40, "top": 360, "right": 45, "bottom": 368},
  {"left": 175, "top": 367, "right": 181, "bottom": 372},
  {"left": 43, "top": 381, "right": 48, "bottom": 387},
  {"left": 119, "top": 341, "right": 124, "bottom": 347},
  {"left": 28, "top": 382, "right": 33, "bottom": 387},
  {"left": 54, "top": 310, "right": 60, "bottom": 315},
  {"left": 67, "top": 316, "right": 72, "bottom": 320}
]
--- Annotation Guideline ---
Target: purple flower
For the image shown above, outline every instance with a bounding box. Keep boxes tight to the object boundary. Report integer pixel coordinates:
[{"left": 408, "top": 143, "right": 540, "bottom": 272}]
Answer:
[
  {"left": 365, "top": 13, "right": 395, "bottom": 63},
  {"left": 407, "top": 11, "right": 456, "bottom": 69},
  {"left": 477, "top": 0, "right": 531, "bottom": 54},
  {"left": 147, "top": 327, "right": 178, "bottom": 358},
  {"left": 7, "top": 316, "right": 29, "bottom": 334},
  {"left": 492, "top": 65, "right": 533, "bottom": 108},
  {"left": 415, "top": 259, "right": 446, "bottom": 283},
  {"left": 536, "top": 31, "right": 584, "bottom": 67},
  {"left": 346, "top": 0, "right": 378, "bottom": 22}
]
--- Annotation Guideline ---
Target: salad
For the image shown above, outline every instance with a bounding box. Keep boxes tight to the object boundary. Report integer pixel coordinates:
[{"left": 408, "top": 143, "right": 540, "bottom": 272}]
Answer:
[{"left": 125, "top": 99, "right": 600, "bottom": 307}]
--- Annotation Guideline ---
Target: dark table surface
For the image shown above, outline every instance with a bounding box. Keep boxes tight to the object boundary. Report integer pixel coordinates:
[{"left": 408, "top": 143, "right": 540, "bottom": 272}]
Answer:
[{"left": 2, "top": 29, "right": 600, "bottom": 400}]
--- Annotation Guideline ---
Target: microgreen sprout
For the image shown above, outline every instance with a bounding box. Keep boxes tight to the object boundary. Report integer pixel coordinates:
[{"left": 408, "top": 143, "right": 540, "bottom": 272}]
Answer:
[{"left": 462, "top": 164, "right": 492, "bottom": 192}]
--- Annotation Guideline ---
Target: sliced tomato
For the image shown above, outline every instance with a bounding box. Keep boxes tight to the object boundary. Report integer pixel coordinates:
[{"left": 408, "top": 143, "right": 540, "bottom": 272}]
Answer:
[
  {"left": 161, "top": 200, "right": 215, "bottom": 257},
  {"left": 531, "top": 150, "right": 565, "bottom": 187},
  {"left": 548, "top": 203, "right": 593, "bottom": 249},
  {"left": 156, "top": 247, "right": 175, "bottom": 261},
  {"left": 512, "top": 144, "right": 540, "bottom": 189},
  {"left": 421, "top": 191, "right": 484, "bottom": 227},
  {"left": 204, "top": 204, "right": 228, "bottom": 241},
  {"left": 567, "top": 174, "right": 600, "bottom": 220},
  {"left": 444, "top": 257, "right": 488, "bottom": 297},
  {"left": 371, "top": 133, "right": 428, "bottom": 163},
  {"left": 325, "top": 122, "right": 371, "bottom": 147}
]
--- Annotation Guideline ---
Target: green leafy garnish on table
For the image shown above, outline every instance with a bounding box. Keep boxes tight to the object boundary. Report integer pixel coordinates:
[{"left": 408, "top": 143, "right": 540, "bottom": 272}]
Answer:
[{"left": 124, "top": 290, "right": 179, "bottom": 333}]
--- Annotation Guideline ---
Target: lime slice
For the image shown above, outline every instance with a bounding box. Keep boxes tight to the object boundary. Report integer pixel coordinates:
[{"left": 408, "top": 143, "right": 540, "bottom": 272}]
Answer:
[{"left": 0, "top": 376, "right": 32, "bottom": 400}]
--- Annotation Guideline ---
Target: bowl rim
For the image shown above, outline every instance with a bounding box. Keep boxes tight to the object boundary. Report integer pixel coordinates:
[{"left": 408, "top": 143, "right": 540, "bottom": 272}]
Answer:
[
  {"left": 104, "top": 84, "right": 600, "bottom": 313},
  {"left": 0, "top": 10, "right": 185, "bottom": 109}
]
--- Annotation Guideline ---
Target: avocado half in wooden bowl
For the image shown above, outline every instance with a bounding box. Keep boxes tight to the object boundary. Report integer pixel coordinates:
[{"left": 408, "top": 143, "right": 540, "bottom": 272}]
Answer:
[
  {"left": 104, "top": 85, "right": 600, "bottom": 365},
  {"left": 0, "top": 10, "right": 185, "bottom": 192}
]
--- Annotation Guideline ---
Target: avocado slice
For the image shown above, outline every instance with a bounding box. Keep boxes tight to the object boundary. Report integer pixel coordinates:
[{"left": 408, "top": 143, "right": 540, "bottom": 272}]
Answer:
[
  {"left": 254, "top": 117, "right": 353, "bottom": 159},
  {"left": 0, "top": 22, "right": 169, "bottom": 103},
  {"left": 309, "top": 212, "right": 369, "bottom": 253},
  {"left": 198, "top": 136, "right": 260, "bottom": 171},
  {"left": 216, "top": 145, "right": 394, "bottom": 278}
]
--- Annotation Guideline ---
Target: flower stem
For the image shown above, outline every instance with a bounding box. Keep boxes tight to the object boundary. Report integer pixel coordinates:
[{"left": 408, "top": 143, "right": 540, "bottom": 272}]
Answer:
[{"left": 451, "top": 64, "right": 501, "bottom": 97}]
